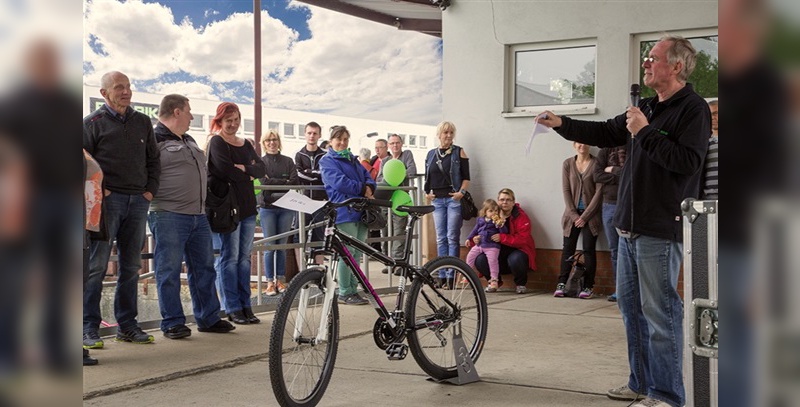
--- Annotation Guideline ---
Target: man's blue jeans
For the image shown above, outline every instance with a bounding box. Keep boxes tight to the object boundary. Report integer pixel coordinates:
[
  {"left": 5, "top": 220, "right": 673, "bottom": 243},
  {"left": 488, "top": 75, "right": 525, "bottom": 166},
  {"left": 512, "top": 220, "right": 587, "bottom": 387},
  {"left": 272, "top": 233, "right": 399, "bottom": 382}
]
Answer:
[
  {"left": 602, "top": 203, "right": 619, "bottom": 288},
  {"left": 84, "top": 191, "right": 150, "bottom": 333},
  {"left": 617, "top": 234, "right": 685, "bottom": 407},
  {"left": 213, "top": 214, "right": 257, "bottom": 313},
  {"left": 432, "top": 197, "right": 462, "bottom": 279},
  {"left": 258, "top": 207, "right": 295, "bottom": 279},
  {"left": 149, "top": 211, "right": 222, "bottom": 331}
]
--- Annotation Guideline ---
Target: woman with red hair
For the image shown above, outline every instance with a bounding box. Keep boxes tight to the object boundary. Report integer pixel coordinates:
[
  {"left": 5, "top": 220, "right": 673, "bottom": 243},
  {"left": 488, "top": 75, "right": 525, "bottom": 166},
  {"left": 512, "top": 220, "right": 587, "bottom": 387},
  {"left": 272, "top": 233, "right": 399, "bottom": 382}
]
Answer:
[{"left": 206, "top": 102, "right": 265, "bottom": 324}]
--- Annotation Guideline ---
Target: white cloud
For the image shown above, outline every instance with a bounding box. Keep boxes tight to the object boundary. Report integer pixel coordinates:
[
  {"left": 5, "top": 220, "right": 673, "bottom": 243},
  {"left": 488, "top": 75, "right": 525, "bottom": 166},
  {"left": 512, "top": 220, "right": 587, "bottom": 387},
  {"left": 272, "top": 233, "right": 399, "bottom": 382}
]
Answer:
[
  {"left": 204, "top": 9, "right": 220, "bottom": 19},
  {"left": 144, "top": 81, "right": 217, "bottom": 101},
  {"left": 84, "top": 0, "right": 442, "bottom": 125}
]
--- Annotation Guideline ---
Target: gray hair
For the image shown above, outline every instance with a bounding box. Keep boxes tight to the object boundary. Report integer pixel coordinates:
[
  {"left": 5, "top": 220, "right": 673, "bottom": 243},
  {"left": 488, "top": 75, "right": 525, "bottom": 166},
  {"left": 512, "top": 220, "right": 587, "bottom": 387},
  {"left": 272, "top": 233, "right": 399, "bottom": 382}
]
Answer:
[
  {"left": 158, "top": 94, "right": 189, "bottom": 119},
  {"left": 660, "top": 34, "right": 697, "bottom": 82},
  {"left": 359, "top": 148, "right": 371, "bottom": 161}
]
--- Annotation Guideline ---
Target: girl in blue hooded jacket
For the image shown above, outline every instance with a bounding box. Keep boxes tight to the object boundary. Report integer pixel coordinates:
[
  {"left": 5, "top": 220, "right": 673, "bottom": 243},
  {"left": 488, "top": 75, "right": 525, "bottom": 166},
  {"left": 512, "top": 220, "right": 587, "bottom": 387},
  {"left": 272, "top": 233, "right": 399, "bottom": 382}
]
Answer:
[{"left": 319, "top": 125, "right": 377, "bottom": 305}]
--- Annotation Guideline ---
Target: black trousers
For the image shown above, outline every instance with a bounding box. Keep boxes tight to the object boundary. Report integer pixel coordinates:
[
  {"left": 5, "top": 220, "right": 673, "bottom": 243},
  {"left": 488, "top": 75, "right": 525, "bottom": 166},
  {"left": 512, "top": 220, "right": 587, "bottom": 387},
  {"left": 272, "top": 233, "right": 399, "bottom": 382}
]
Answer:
[
  {"left": 474, "top": 246, "right": 530, "bottom": 287},
  {"left": 557, "top": 224, "right": 597, "bottom": 288}
]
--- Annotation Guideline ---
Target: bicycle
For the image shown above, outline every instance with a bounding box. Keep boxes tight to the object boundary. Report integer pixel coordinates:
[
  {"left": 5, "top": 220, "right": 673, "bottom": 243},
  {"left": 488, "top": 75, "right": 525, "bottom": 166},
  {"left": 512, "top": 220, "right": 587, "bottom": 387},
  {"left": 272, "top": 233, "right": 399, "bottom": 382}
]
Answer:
[{"left": 268, "top": 197, "right": 488, "bottom": 407}]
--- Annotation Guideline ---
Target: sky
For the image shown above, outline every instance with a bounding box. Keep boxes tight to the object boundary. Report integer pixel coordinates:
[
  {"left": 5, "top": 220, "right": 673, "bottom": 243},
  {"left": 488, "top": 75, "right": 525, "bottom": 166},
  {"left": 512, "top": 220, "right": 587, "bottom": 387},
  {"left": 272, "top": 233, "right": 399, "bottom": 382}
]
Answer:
[{"left": 83, "top": 0, "right": 444, "bottom": 125}]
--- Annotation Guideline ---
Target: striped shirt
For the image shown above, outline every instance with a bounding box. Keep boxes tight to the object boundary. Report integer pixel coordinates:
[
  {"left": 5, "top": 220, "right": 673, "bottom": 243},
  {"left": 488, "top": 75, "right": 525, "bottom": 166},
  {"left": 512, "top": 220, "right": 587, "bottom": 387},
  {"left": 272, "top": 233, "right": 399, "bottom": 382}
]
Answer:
[{"left": 702, "top": 136, "right": 718, "bottom": 199}]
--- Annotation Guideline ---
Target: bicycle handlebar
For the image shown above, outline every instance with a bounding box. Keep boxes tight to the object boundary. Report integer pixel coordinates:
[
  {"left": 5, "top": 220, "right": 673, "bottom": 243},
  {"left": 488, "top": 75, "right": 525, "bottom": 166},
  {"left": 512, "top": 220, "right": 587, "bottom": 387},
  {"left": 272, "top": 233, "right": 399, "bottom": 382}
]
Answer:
[{"left": 326, "top": 197, "right": 392, "bottom": 211}]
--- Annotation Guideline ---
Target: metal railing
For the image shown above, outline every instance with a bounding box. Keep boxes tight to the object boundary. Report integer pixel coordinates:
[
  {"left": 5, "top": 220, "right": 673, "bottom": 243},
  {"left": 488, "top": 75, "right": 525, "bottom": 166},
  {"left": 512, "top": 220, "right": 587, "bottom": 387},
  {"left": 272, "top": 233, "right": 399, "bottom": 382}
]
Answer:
[{"left": 99, "top": 175, "right": 427, "bottom": 327}]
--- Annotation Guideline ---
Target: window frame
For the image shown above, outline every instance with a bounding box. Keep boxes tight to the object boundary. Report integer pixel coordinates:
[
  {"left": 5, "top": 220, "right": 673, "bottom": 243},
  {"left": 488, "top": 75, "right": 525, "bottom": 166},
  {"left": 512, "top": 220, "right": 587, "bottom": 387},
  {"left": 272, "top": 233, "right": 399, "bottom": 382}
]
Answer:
[
  {"left": 630, "top": 28, "right": 718, "bottom": 95},
  {"left": 283, "top": 122, "right": 295, "bottom": 138},
  {"left": 504, "top": 38, "right": 598, "bottom": 117}
]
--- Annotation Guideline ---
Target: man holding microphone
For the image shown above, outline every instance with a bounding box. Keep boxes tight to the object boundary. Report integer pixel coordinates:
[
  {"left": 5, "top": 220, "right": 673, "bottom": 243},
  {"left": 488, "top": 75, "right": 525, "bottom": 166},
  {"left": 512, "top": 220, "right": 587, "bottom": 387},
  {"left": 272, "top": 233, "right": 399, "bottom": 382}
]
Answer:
[{"left": 538, "top": 35, "right": 710, "bottom": 407}]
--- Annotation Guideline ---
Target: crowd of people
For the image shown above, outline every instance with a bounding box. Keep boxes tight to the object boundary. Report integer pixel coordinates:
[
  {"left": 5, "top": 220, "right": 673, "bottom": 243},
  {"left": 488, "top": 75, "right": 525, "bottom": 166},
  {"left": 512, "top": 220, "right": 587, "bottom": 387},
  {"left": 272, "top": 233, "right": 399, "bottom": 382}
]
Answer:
[{"left": 82, "top": 35, "right": 719, "bottom": 407}]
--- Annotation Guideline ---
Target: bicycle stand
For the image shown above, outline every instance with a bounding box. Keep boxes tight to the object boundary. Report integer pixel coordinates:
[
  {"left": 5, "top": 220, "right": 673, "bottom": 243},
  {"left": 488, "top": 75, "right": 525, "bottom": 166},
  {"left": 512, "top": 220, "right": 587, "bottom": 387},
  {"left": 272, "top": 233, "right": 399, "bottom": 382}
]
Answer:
[{"left": 427, "top": 322, "right": 480, "bottom": 385}]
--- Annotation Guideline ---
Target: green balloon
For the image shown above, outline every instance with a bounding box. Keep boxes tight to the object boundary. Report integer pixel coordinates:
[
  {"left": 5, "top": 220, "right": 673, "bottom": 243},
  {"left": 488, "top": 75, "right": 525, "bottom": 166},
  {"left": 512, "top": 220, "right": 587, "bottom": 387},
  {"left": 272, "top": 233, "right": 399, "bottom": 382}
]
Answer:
[
  {"left": 391, "top": 190, "right": 413, "bottom": 216},
  {"left": 253, "top": 178, "right": 262, "bottom": 195},
  {"left": 382, "top": 159, "right": 406, "bottom": 187}
]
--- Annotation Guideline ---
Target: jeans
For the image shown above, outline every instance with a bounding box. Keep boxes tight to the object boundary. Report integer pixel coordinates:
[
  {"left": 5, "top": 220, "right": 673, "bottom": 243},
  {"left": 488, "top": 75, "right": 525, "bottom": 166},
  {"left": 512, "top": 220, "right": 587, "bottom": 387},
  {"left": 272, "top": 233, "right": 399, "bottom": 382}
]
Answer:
[
  {"left": 432, "top": 197, "right": 462, "bottom": 279},
  {"left": 558, "top": 223, "right": 598, "bottom": 288},
  {"left": 149, "top": 211, "right": 222, "bottom": 331},
  {"left": 258, "top": 207, "right": 296, "bottom": 280},
  {"left": 475, "top": 247, "right": 530, "bottom": 287},
  {"left": 602, "top": 203, "right": 619, "bottom": 291},
  {"left": 84, "top": 191, "right": 150, "bottom": 333},
  {"left": 389, "top": 213, "right": 409, "bottom": 259},
  {"left": 213, "top": 214, "right": 257, "bottom": 313},
  {"left": 617, "top": 234, "right": 684, "bottom": 407},
  {"left": 336, "top": 222, "right": 367, "bottom": 297}
]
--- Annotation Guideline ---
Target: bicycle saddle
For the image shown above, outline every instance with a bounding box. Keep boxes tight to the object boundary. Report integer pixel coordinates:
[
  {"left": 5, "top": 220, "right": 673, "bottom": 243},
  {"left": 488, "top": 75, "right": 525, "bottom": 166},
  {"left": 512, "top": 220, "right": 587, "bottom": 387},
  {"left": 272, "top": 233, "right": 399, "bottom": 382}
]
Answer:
[{"left": 397, "top": 205, "right": 435, "bottom": 215}]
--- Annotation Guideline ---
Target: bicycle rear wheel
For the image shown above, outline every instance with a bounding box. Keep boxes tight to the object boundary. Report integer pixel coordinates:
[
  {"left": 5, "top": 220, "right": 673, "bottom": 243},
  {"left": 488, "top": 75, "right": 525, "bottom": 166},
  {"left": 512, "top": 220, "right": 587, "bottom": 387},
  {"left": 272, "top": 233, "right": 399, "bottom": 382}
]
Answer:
[
  {"left": 269, "top": 268, "right": 339, "bottom": 407},
  {"left": 405, "top": 256, "right": 488, "bottom": 380}
]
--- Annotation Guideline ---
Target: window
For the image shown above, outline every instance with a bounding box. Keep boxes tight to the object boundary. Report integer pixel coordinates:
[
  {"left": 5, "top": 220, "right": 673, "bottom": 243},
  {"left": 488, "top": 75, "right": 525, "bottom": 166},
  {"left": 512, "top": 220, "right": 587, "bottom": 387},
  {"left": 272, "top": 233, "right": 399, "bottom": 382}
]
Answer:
[
  {"left": 283, "top": 123, "right": 295, "bottom": 138},
  {"left": 298, "top": 124, "right": 305, "bottom": 137},
  {"left": 408, "top": 135, "right": 417, "bottom": 147},
  {"left": 505, "top": 40, "right": 597, "bottom": 116},
  {"left": 419, "top": 136, "right": 427, "bottom": 148},
  {"left": 637, "top": 34, "right": 718, "bottom": 100},
  {"left": 268, "top": 121, "right": 280, "bottom": 133},
  {"left": 190, "top": 114, "right": 204, "bottom": 130},
  {"left": 244, "top": 119, "right": 255, "bottom": 135}
]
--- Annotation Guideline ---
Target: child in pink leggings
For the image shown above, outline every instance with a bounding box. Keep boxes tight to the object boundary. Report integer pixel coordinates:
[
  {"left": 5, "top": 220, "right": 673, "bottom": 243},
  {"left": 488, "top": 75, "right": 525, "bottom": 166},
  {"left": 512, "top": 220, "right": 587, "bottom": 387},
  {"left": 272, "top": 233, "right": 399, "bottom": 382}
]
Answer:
[{"left": 465, "top": 199, "right": 508, "bottom": 292}]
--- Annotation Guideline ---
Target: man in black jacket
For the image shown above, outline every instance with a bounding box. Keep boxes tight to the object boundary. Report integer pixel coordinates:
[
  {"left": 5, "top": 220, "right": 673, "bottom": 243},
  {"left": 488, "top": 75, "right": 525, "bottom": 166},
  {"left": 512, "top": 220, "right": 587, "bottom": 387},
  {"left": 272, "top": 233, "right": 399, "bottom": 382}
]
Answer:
[
  {"left": 83, "top": 71, "right": 161, "bottom": 348},
  {"left": 295, "top": 122, "right": 327, "bottom": 262},
  {"left": 539, "top": 35, "right": 710, "bottom": 407}
]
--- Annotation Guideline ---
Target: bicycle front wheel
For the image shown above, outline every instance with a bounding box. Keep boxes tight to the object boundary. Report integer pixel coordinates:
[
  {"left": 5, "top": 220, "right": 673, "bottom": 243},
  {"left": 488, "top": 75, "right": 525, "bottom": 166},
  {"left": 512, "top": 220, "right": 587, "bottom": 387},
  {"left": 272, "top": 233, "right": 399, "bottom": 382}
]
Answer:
[
  {"left": 269, "top": 268, "right": 339, "bottom": 407},
  {"left": 405, "top": 256, "right": 488, "bottom": 380}
]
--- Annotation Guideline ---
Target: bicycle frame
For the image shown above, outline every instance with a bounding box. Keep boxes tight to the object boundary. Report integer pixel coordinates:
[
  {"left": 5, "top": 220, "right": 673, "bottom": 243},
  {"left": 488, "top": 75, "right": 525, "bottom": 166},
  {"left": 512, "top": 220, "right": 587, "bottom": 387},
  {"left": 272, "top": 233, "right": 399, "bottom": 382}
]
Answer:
[{"left": 309, "top": 207, "right": 454, "bottom": 344}]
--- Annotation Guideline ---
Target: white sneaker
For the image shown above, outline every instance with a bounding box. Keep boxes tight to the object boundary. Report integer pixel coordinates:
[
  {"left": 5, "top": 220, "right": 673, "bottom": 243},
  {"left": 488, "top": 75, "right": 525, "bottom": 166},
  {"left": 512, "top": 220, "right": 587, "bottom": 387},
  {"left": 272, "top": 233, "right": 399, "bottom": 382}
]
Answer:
[
  {"left": 632, "top": 398, "right": 672, "bottom": 407},
  {"left": 607, "top": 384, "right": 644, "bottom": 401}
]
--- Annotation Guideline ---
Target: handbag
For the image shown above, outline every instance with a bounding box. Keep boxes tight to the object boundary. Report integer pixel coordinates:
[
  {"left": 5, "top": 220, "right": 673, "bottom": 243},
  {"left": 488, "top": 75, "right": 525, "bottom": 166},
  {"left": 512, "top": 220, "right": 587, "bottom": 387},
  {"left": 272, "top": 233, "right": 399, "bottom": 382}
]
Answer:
[
  {"left": 433, "top": 149, "right": 478, "bottom": 221},
  {"left": 206, "top": 182, "right": 240, "bottom": 234},
  {"left": 460, "top": 190, "right": 478, "bottom": 221},
  {"left": 564, "top": 251, "right": 586, "bottom": 297},
  {"left": 361, "top": 206, "right": 388, "bottom": 230}
]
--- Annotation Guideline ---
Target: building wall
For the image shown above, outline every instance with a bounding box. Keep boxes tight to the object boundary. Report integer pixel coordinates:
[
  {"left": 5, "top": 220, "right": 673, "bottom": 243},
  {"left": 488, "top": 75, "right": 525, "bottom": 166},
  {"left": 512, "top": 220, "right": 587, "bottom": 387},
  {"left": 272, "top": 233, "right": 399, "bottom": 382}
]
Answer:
[{"left": 441, "top": 1, "right": 717, "bottom": 251}]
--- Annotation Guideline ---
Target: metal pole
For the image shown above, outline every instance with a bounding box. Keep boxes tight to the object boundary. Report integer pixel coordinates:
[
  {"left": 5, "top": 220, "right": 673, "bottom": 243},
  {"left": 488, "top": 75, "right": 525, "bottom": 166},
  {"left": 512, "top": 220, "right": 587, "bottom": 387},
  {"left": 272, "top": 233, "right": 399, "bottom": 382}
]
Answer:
[{"left": 253, "top": 0, "right": 262, "bottom": 155}]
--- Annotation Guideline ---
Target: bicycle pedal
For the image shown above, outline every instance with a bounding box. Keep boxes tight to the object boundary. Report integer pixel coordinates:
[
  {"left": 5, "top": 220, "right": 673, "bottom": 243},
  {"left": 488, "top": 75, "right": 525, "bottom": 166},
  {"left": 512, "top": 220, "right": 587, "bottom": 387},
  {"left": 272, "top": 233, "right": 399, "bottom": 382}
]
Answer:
[{"left": 385, "top": 343, "right": 408, "bottom": 361}]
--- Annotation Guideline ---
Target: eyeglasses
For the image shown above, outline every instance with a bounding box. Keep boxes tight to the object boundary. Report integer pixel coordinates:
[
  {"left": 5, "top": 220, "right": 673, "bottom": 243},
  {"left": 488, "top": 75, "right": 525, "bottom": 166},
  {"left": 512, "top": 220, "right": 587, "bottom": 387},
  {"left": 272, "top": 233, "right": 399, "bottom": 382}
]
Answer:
[
  {"left": 388, "top": 142, "right": 402, "bottom": 145},
  {"left": 642, "top": 56, "right": 658, "bottom": 64}
]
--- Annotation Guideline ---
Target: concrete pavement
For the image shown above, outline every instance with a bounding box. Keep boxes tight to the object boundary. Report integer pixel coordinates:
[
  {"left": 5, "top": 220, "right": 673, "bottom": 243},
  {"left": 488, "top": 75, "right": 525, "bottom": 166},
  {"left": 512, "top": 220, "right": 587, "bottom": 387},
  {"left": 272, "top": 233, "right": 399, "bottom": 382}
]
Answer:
[{"left": 83, "top": 284, "right": 631, "bottom": 406}]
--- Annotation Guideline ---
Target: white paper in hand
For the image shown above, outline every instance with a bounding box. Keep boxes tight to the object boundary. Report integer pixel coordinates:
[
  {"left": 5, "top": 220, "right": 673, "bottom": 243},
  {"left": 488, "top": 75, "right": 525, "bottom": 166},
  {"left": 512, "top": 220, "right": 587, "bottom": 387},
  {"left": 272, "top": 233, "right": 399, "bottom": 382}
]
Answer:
[
  {"left": 272, "top": 190, "right": 327, "bottom": 214},
  {"left": 526, "top": 114, "right": 552, "bottom": 156}
]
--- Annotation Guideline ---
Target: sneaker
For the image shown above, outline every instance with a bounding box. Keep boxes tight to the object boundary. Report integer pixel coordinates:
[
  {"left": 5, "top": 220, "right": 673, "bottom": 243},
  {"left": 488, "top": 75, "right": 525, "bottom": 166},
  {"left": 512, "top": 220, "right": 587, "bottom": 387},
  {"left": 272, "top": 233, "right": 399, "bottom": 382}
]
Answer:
[
  {"left": 115, "top": 326, "right": 155, "bottom": 344},
  {"left": 342, "top": 294, "right": 369, "bottom": 305},
  {"left": 83, "top": 331, "right": 104, "bottom": 349},
  {"left": 83, "top": 349, "right": 98, "bottom": 366},
  {"left": 632, "top": 398, "right": 671, "bottom": 407},
  {"left": 485, "top": 280, "right": 498, "bottom": 293},
  {"left": 554, "top": 283, "right": 566, "bottom": 297},
  {"left": 607, "top": 384, "right": 644, "bottom": 401},
  {"left": 607, "top": 293, "right": 617, "bottom": 302},
  {"left": 197, "top": 319, "right": 236, "bottom": 333},
  {"left": 265, "top": 282, "right": 278, "bottom": 296},
  {"left": 163, "top": 324, "right": 192, "bottom": 339},
  {"left": 277, "top": 281, "right": 287, "bottom": 293},
  {"left": 579, "top": 288, "right": 594, "bottom": 299},
  {"left": 515, "top": 285, "right": 527, "bottom": 294}
]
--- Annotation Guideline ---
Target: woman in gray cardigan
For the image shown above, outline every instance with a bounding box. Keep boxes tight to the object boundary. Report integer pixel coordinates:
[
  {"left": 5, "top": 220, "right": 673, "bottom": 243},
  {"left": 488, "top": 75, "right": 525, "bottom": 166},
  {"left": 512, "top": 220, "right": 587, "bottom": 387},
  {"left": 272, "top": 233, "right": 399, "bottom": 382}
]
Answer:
[{"left": 554, "top": 142, "right": 603, "bottom": 298}]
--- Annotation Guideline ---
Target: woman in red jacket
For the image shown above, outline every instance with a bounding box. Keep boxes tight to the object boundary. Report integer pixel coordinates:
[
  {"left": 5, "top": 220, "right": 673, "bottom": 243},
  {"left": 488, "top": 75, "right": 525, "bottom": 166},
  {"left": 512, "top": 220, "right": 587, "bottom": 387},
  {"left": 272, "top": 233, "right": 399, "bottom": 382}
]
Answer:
[{"left": 467, "top": 188, "right": 536, "bottom": 294}]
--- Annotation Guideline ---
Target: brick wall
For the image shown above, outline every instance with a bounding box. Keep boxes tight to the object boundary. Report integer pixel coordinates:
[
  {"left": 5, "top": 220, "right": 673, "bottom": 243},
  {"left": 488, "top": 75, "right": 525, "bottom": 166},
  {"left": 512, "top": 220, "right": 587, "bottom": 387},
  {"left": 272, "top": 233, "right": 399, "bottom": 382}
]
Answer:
[{"left": 460, "top": 246, "right": 684, "bottom": 297}]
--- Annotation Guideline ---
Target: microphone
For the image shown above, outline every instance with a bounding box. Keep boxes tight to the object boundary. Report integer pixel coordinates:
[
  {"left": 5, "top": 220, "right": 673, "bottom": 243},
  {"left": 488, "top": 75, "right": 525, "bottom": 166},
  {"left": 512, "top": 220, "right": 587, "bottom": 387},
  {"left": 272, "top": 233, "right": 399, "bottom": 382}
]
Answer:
[{"left": 630, "top": 84, "right": 640, "bottom": 107}]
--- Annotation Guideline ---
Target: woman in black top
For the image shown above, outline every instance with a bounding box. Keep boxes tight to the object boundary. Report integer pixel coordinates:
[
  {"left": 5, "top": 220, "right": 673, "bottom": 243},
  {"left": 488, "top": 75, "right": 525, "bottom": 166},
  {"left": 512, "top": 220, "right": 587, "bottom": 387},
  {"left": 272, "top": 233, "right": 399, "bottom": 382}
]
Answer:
[
  {"left": 423, "top": 121, "right": 470, "bottom": 287},
  {"left": 207, "top": 102, "right": 265, "bottom": 325},
  {"left": 257, "top": 130, "right": 297, "bottom": 296}
]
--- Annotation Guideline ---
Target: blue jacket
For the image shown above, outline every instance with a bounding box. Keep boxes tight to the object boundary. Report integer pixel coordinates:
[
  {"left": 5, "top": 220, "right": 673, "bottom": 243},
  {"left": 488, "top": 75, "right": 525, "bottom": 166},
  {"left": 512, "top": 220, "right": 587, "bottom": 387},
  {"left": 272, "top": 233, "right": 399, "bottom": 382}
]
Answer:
[
  {"left": 424, "top": 145, "right": 463, "bottom": 194},
  {"left": 320, "top": 149, "right": 377, "bottom": 224},
  {"left": 466, "top": 217, "right": 509, "bottom": 249}
]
